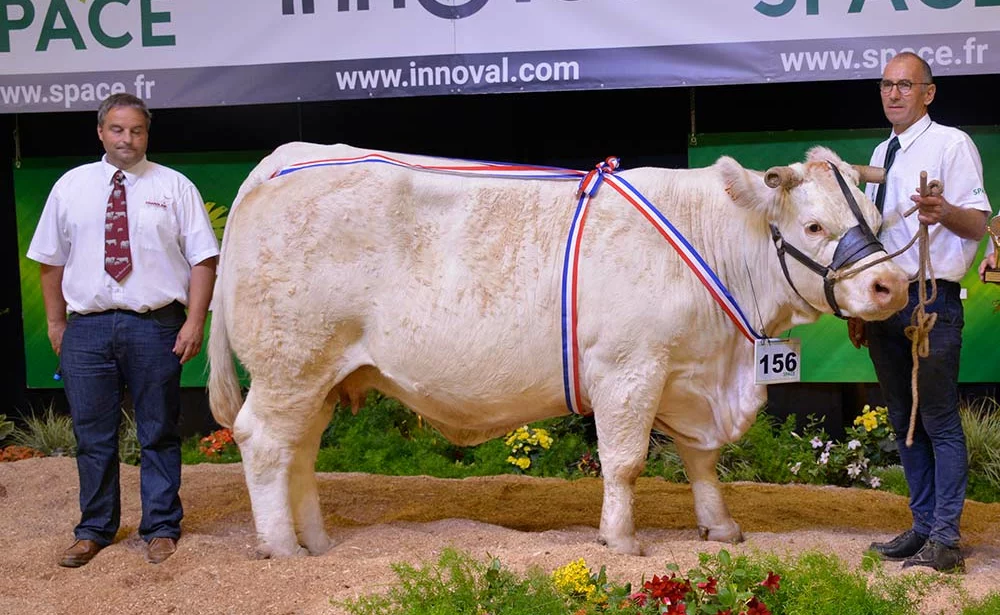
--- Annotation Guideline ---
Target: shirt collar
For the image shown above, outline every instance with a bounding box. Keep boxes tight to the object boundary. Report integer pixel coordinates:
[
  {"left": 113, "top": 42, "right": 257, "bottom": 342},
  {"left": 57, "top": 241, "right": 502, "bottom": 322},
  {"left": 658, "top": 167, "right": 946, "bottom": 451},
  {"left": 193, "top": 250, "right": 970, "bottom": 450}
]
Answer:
[
  {"left": 891, "top": 114, "right": 932, "bottom": 153},
  {"left": 100, "top": 155, "right": 148, "bottom": 186}
]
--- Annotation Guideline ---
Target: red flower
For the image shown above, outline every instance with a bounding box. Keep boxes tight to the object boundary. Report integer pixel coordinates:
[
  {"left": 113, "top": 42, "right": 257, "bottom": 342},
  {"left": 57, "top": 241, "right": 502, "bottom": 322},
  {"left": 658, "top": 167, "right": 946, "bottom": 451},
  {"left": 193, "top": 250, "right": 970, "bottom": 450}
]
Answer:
[
  {"left": 697, "top": 577, "right": 718, "bottom": 594},
  {"left": 760, "top": 571, "right": 781, "bottom": 593},
  {"left": 746, "top": 597, "right": 772, "bottom": 615},
  {"left": 629, "top": 592, "right": 648, "bottom": 606},
  {"left": 643, "top": 574, "right": 691, "bottom": 605},
  {"left": 665, "top": 602, "right": 687, "bottom": 615}
]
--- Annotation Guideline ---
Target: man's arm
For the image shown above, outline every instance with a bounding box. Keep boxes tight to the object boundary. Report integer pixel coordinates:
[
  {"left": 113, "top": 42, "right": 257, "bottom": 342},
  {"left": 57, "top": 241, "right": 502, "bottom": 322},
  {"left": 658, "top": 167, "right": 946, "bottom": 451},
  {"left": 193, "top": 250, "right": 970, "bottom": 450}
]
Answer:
[
  {"left": 39, "top": 264, "right": 68, "bottom": 355},
  {"left": 911, "top": 193, "right": 988, "bottom": 240},
  {"left": 173, "top": 257, "right": 218, "bottom": 364}
]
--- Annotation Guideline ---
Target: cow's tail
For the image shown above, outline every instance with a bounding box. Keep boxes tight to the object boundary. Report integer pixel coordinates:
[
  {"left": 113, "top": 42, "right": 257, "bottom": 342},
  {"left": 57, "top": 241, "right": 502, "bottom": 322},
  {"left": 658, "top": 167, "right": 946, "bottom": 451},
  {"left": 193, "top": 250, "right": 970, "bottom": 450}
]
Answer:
[{"left": 207, "top": 283, "right": 242, "bottom": 430}]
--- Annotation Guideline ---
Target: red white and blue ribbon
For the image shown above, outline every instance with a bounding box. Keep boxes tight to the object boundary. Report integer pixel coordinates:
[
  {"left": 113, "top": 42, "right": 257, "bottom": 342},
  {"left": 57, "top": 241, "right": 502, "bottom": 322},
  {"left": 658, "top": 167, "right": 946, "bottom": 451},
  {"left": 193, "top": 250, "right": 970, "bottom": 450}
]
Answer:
[{"left": 271, "top": 154, "right": 762, "bottom": 417}]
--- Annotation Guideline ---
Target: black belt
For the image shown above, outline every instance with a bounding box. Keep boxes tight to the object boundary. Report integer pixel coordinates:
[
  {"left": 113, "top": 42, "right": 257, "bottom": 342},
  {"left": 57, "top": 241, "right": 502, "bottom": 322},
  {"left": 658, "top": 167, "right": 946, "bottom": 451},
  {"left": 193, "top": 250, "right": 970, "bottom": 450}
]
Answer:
[
  {"left": 72, "top": 300, "right": 185, "bottom": 319},
  {"left": 909, "top": 279, "right": 960, "bottom": 294}
]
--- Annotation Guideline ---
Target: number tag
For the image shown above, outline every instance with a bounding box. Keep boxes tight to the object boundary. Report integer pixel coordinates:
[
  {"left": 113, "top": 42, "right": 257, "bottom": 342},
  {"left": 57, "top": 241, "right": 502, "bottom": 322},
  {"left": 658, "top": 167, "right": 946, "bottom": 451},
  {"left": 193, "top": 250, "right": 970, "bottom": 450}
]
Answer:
[{"left": 754, "top": 338, "right": 801, "bottom": 385}]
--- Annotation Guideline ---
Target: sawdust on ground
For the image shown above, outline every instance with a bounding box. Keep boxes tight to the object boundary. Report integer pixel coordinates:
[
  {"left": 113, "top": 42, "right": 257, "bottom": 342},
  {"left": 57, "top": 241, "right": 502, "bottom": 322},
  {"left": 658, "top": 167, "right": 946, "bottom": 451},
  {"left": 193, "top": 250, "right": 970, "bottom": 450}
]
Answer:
[{"left": 1, "top": 457, "right": 998, "bottom": 614}]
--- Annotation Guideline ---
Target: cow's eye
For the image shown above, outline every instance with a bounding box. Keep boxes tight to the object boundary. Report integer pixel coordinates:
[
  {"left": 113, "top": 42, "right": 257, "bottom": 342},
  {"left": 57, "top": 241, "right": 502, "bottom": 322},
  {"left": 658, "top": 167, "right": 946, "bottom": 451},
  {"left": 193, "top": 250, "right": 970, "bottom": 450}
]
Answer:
[{"left": 806, "top": 223, "right": 824, "bottom": 235}]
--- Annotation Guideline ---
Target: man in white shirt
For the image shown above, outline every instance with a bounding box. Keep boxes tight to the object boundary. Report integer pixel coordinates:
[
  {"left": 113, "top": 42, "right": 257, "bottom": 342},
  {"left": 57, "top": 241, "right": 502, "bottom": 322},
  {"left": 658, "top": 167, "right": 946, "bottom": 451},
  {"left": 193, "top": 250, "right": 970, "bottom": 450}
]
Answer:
[
  {"left": 849, "top": 52, "right": 990, "bottom": 573},
  {"left": 27, "top": 93, "right": 220, "bottom": 567}
]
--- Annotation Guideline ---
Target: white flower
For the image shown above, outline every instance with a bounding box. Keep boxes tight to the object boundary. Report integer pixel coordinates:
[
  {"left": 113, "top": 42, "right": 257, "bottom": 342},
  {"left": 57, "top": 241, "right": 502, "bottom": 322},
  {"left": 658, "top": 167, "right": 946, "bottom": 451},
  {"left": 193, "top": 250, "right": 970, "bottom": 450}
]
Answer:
[
  {"left": 869, "top": 476, "right": 882, "bottom": 488},
  {"left": 789, "top": 462, "right": 802, "bottom": 475},
  {"left": 825, "top": 440, "right": 834, "bottom": 452},
  {"left": 847, "top": 463, "right": 862, "bottom": 478},
  {"left": 810, "top": 437, "right": 823, "bottom": 449},
  {"left": 848, "top": 439, "right": 861, "bottom": 450},
  {"left": 819, "top": 452, "right": 830, "bottom": 465}
]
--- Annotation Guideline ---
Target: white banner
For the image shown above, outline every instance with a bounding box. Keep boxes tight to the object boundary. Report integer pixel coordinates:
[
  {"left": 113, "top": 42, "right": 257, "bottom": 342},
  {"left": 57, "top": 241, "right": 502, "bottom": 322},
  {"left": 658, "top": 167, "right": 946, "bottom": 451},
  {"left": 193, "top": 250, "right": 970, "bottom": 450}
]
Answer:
[{"left": 2, "top": 0, "right": 999, "bottom": 112}]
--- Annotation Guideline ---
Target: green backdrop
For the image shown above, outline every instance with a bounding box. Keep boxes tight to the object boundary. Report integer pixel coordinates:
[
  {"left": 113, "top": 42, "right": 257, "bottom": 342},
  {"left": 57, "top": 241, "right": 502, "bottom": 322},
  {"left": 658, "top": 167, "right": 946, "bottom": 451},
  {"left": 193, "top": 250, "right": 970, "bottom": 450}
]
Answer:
[
  {"left": 15, "top": 134, "right": 1000, "bottom": 388},
  {"left": 15, "top": 151, "right": 265, "bottom": 388},
  {"left": 688, "top": 128, "right": 1000, "bottom": 382}
]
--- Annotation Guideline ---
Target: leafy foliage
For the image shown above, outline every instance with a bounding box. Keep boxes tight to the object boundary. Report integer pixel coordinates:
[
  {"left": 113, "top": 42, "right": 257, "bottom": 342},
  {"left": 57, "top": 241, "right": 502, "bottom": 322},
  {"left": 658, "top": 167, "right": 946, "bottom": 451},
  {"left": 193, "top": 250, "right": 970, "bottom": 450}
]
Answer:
[
  {"left": 337, "top": 548, "right": 568, "bottom": 615},
  {"left": 0, "top": 414, "right": 14, "bottom": 442},
  {"left": 10, "top": 404, "right": 76, "bottom": 457},
  {"left": 314, "top": 393, "right": 593, "bottom": 478},
  {"left": 337, "top": 548, "right": 981, "bottom": 615},
  {"left": 961, "top": 397, "right": 1000, "bottom": 503}
]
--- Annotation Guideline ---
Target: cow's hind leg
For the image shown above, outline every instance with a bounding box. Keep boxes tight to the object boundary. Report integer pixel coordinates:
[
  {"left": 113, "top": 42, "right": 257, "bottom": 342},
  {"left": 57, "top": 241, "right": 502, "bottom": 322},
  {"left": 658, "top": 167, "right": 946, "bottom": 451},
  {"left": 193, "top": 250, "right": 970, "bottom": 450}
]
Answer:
[
  {"left": 288, "top": 397, "right": 335, "bottom": 555},
  {"left": 233, "top": 387, "right": 326, "bottom": 558},
  {"left": 675, "top": 442, "right": 743, "bottom": 543}
]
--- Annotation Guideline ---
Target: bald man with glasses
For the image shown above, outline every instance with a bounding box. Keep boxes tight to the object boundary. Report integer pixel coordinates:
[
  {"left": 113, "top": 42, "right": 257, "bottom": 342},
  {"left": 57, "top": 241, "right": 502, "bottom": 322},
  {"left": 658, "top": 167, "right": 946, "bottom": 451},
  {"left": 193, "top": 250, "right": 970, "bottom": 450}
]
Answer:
[{"left": 848, "top": 51, "right": 990, "bottom": 573}]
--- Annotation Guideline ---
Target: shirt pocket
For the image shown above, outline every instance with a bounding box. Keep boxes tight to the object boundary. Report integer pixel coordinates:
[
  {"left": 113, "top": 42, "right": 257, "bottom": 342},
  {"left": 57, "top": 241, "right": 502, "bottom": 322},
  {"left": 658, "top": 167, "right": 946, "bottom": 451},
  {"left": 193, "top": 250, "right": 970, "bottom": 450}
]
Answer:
[{"left": 135, "top": 197, "right": 179, "bottom": 251}]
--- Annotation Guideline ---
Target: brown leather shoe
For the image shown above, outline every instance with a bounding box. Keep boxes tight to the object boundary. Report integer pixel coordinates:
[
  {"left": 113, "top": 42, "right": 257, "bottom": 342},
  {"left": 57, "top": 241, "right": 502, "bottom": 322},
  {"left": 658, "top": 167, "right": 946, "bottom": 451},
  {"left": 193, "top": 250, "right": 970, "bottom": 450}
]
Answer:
[
  {"left": 59, "top": 539, "right": 105, "bottom": 568},
  {"left": 145, "top": 537, "right": 177, "bottom": 564}
]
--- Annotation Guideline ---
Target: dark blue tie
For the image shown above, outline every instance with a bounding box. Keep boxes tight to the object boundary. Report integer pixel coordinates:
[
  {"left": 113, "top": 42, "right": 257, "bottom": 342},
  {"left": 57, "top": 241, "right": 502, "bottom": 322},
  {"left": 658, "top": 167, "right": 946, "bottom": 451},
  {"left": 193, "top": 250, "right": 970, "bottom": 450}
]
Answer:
[{"left": 874, "top": 136, "right": 900, "bottom": 215}]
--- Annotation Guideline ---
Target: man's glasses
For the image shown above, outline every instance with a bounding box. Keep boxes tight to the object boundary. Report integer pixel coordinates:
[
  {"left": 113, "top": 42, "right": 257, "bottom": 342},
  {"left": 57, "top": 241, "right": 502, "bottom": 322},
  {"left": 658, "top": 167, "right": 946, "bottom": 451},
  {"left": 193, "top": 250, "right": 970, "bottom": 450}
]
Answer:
[{"left": 878, "top": 79, "right": 931, "bottom": 95}]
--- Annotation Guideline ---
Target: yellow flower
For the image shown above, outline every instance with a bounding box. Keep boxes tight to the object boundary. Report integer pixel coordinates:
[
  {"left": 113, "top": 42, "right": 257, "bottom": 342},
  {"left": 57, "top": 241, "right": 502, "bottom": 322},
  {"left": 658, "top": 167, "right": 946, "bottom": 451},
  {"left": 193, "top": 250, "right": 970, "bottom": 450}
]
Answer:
[
  {"left": 553, "top": 559, "right": 598, "bottom": 600},
  {"left": 515, "top": 457, "right": 531, "bottom": 470}
]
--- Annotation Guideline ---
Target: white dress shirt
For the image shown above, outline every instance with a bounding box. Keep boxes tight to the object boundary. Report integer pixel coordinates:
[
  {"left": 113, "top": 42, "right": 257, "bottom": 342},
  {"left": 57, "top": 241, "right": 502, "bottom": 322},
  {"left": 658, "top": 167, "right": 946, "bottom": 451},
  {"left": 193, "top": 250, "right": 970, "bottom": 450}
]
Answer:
[
  {"left": 866, "top": 114, "right": 991, "bottom": 282},
  {"left": 27, "top": 155, "right": 221, "bottom": 314}
]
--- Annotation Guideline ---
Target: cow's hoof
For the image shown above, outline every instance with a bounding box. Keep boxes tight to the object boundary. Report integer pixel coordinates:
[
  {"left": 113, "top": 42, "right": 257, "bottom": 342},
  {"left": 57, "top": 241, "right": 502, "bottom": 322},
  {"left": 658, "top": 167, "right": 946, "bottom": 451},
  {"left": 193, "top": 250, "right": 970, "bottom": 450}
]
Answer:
[
  {"left": 598, "top": 534, "right": 642, "bottom": 556},
  {"left": 253, "top": 543, "right": 308, "bottom": 559},
  {"left": 697, "top": 524, "right": 744, "bottom": 543},
  {"left": 304, "top": 535, "right": 333, "bottom": 556}
]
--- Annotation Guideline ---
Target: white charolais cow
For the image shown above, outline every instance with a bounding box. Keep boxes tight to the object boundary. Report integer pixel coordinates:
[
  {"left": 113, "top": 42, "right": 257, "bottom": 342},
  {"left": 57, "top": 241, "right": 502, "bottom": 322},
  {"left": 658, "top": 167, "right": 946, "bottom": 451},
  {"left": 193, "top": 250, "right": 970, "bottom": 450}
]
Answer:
[{"left": 208, "top": 143, "right": 908, "bottom": 558}]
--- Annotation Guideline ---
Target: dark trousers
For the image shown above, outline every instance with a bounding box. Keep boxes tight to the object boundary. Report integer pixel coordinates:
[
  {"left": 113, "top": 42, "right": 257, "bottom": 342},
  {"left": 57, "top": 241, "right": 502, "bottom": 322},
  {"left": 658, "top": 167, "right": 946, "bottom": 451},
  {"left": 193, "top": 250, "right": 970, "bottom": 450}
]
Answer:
[
  {"left": 866, "top": 281, "right": 967, "bottom": 547},
  {"left": 60, "top": 302, "right": 186, "bottom": 545}
]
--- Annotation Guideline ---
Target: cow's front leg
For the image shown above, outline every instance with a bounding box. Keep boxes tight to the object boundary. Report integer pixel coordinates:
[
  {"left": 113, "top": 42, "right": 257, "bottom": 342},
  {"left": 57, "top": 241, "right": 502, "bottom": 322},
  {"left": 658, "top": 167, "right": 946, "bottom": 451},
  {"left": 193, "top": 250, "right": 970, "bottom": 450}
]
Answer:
[
  {"left": 675, "top": 441, "right": 743, "bottom": 543},
  {"left": 233, "top": 389, "right": 306, "bottom": 558},
  {"left": 591, "top": 385, "right": 659, "bottom": 555}
]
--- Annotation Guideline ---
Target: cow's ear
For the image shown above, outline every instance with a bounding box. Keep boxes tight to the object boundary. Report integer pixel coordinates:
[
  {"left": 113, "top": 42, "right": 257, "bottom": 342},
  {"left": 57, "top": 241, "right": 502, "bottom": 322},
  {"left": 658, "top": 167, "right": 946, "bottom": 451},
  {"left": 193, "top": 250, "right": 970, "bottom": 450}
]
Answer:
[{"left": 716, "top": 155, "right": 783, "bottom": 217}]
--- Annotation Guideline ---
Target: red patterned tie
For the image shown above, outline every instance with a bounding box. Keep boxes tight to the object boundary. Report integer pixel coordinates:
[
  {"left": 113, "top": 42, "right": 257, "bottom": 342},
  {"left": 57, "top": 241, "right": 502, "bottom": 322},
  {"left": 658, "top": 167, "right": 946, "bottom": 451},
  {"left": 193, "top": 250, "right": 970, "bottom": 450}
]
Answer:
[{"left": 104, "top": 170, "right": 132, "bottom": 282}]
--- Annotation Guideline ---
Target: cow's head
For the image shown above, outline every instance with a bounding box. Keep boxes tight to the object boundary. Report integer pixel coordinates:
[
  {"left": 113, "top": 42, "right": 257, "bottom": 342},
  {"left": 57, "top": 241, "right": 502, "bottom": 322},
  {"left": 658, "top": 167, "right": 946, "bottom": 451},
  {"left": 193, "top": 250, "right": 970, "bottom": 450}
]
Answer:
[{"left": 719, "top": 146, "right": 908, "bottom": 321}]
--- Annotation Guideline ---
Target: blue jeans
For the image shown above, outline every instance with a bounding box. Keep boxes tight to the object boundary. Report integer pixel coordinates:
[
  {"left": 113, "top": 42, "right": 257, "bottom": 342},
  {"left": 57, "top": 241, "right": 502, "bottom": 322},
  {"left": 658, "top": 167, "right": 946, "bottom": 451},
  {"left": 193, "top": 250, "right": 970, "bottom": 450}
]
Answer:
[
  {"left": 866, "top": 281, "right": 967, "bottom": 547},
  {"left": 60, "top": 303, "right": 185, "bottom": 545}
]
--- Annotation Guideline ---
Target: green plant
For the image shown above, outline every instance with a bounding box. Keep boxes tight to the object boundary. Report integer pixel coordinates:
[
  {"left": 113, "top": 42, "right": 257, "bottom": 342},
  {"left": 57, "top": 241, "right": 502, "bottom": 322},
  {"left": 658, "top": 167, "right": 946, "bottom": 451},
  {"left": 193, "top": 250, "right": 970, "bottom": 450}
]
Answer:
[
  {"left": 961, "top": 396, "right": 1000, "bottom": 502},
  {"left": 118, "top": 409, "right": 141, "bottom": 465},
  {"left": 339, "top": 548, "right": 957, "bottom": 615},
  {"left": 337, "top": 548, "right": 568, "bottom": 615},
  {"left": 11, "top": 404, "right": 76, "bottom": 456},
  {"left": 0, "top": 414, "right": 14, "bottom": 442}
]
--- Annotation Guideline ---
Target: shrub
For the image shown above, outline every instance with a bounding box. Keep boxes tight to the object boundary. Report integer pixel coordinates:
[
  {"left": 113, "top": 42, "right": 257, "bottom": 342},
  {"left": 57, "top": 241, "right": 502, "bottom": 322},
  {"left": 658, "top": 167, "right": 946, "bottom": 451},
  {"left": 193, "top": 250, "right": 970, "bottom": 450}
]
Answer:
[
  {"left": 0, "top": 414, "right": 14, "bottom": 442},
  {"left": 961, "top": 397, "right": 1000, "bottom": 503},
  {"left": 338, "top": 548, "right": 953, "bottom": 615},
  {"left": 11, "top": 405, "right": 76, "bottom": 457},
  {"left": 337, "top": 548, "right": 568, "bottom": 615}
]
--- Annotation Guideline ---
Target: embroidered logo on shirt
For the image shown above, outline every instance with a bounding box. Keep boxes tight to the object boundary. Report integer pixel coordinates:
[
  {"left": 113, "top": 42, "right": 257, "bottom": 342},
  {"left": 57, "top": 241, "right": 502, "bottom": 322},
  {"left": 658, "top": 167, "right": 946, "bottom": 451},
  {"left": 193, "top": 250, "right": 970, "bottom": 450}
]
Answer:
[{"left": 145, "top": 200, "right": 168, "bottom": 209}]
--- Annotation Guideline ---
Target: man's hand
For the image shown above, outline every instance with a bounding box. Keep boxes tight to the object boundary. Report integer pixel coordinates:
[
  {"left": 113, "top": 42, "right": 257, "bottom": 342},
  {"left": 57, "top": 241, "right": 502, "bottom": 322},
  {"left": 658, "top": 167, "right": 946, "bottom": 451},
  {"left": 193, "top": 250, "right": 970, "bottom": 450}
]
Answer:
[
  {"left": 173, "top": 320, "right": 205, "bottom": 365},
  {"left": 47, "top": 320, "right": 67, "bottom": 356},
  {"left": 847, "top": 317, "right": 868, "bottom": 349},
  {"left": 980, "top": 251, "right": 997, "bottom": 283},
  {"left": 909, "top": 182, "right": 989, "bottom": 240}
]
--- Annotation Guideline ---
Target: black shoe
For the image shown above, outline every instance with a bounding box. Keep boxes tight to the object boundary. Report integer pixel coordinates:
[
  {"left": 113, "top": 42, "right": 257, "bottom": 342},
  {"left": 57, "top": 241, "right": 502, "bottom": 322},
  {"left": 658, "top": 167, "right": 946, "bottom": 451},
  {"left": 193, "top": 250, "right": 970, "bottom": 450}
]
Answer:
[
  {"left": 902, "top": 540, "right": 965, "bottom": 573},
  {"left": 869, "top": 529, "right": 928, "bottom": 560}
]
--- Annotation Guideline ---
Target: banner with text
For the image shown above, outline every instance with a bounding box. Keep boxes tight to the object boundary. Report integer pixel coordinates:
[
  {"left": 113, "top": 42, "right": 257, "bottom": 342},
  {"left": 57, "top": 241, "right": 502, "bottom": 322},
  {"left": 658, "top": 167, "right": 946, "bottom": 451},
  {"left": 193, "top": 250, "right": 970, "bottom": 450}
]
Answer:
[{"left": 2, "top": 0, "right": 999, "bottom": 113}]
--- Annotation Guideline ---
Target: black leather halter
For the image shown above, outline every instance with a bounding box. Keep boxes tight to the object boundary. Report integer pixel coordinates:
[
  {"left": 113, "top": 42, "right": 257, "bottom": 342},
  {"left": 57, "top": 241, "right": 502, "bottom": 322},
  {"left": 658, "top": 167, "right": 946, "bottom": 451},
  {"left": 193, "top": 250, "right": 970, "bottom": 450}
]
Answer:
[{"left": 769, "top": 162, "right": 885, "bottom": 319}]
